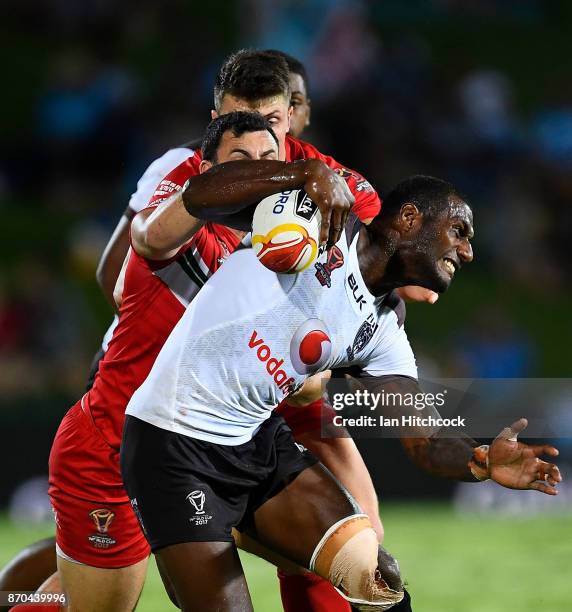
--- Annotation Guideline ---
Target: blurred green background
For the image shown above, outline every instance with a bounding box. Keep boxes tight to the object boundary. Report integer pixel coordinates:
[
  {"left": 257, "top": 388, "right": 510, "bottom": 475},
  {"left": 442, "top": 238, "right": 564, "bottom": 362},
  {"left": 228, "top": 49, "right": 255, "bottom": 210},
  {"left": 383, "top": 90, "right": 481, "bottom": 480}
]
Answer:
[{"left": 1, "top": 1, "right": 571, "bottom": 609}]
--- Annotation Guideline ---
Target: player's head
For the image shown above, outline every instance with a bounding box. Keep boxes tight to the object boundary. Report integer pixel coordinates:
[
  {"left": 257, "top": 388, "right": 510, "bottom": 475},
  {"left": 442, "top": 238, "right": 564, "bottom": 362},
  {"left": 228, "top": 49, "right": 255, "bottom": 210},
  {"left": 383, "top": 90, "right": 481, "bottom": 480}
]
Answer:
[
  {"left": 199, "top": 111, "right": 279, "bottom": 173},
  {"left": 264, "top": 50, "right": 311, "bottom": 138},
  {"left": 377, "top": 175, "right": 474, "bottom": 293},
  {"left": 213, "top": 49, "right": 292, "bottom": 157}
]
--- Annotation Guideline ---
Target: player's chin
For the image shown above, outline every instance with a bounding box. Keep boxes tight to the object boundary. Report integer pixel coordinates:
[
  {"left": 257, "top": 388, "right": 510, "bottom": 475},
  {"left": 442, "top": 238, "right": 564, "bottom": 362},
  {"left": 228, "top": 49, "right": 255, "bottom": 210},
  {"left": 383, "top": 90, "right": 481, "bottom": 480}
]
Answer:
[
  {"left": 431, "top": 265, "right": 455, "bottom": 293},
  {"left": 416, "top": 272, "right": 451, "bottom": 295}
]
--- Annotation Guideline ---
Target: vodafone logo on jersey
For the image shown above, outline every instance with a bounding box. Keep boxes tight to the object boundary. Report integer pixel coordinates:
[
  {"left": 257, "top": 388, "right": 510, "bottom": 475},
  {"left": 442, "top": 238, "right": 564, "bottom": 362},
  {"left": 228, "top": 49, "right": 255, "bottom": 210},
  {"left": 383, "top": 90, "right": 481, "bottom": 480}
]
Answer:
[
  {"left": 290, "top": 319, "right": 332, "bottom": 375},
  {"left": 248, "top": 331, "right": 295, "bottom": 394}
]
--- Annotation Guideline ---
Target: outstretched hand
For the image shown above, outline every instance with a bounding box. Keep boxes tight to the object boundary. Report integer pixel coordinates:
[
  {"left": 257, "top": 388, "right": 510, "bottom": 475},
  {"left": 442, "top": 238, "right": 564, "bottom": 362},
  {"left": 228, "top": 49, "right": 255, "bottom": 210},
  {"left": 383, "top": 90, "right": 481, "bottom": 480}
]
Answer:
[{"left": 486, "top": 418, "right": 562, "bottom": 495}]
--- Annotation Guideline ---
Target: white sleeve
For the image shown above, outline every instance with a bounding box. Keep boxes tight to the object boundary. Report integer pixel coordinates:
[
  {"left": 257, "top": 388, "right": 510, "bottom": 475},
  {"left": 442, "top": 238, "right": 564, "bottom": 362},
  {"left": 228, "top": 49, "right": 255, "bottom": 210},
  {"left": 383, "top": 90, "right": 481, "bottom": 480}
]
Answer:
[
  {"left": 127, "top": 147, "right": 194, "bottom": 214},
  {"left": 363, "top": 311, "right": 418, "bottom": 379}
]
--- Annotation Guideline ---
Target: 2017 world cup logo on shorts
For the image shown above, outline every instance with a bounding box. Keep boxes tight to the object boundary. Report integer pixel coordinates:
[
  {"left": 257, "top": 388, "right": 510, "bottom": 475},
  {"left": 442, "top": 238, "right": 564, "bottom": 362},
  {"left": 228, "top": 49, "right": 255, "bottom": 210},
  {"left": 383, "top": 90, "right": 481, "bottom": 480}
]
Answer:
[
  {"left": 87, "top": 509, "right": 117, "bottom": 548},
  {"left": 89, "top": 508, "right": 115, "bottom": 533},
  {"left": 186, "top": 490, "right": 206, "bottom": 515}
]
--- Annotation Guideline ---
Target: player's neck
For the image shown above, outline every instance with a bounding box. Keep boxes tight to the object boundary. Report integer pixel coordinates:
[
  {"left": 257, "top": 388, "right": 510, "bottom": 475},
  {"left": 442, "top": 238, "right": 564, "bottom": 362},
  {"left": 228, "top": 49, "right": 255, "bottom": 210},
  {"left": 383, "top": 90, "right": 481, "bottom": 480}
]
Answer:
[{"left": 357, "top": 225, "right": 400, "bottom": 297}]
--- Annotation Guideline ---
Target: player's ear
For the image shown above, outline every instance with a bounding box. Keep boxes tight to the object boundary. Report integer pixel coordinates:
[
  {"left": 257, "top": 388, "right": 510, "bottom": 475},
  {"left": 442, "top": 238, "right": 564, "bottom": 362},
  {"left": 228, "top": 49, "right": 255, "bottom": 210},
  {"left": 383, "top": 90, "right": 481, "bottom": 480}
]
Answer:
[
  {"left": 199, "top": 159, "right": 213, "bottom": 174},
  {"left": 399, "top": 203, "right": 422, "bottom": 233},
  {"left": 306, "top": 99, "right": 311, "bottom": 127},
  {"left": 211, "top": 109, "right": 218, "bottom": 120},
  {"left": 287, "top": 105, "right": 293, "bottom": 130}
]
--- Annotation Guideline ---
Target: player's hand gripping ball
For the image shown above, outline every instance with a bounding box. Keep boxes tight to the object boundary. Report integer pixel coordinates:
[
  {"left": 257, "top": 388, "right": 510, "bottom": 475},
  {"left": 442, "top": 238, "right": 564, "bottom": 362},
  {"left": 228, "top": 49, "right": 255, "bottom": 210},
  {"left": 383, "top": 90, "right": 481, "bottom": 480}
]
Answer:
[{"left": 252, "top": 189, "right": 322, "bottom": 274}]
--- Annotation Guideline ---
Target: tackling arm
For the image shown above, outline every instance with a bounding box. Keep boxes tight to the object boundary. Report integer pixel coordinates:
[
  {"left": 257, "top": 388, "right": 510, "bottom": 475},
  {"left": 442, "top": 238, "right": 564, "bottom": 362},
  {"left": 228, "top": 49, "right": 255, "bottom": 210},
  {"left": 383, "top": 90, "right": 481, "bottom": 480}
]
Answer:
[
  {"left": 132, "top": 158, "right": 354, "bottom": 261},
  {"left": 182, "top": 158, "right": 354, "bottom": 247}
]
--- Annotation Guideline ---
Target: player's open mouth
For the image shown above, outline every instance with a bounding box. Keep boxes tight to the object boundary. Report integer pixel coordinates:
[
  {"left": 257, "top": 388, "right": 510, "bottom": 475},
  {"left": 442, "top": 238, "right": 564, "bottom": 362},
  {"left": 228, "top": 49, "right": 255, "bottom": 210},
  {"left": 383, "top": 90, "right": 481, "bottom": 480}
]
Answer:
[{"left": 441, "top": 257, "right": 457, "bottom": 277}]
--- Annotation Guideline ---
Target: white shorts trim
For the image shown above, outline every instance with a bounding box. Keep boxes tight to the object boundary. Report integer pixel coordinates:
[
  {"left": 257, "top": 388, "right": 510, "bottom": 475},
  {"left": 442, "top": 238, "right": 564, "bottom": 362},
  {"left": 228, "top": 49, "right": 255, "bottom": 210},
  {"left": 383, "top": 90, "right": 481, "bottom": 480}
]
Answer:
[{"left": 55, "top": 543, "right": 85, "bottom": 565}]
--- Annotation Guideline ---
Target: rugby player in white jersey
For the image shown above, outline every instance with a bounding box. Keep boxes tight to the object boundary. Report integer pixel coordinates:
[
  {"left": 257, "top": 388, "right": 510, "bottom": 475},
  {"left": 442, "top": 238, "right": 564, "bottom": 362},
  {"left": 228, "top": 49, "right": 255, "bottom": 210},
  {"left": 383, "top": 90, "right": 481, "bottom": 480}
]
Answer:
[{"left": 121, "top": 174, "right": 561, "bottom": 611}]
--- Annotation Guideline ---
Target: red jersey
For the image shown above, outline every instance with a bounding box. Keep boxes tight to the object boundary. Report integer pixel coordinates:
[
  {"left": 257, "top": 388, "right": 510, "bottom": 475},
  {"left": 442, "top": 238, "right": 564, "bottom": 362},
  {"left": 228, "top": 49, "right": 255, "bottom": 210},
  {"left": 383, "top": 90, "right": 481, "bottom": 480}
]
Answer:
[{"left": 85, "top": 137, "right": 381, "bottom": 450}]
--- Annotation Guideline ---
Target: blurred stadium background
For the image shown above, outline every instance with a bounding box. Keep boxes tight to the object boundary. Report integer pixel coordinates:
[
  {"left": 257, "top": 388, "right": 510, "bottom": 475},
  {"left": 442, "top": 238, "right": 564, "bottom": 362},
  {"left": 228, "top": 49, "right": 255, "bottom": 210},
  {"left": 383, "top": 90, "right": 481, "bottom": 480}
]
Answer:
[{"left": 1, "top": 0, "right": 571, "bottom": 610}]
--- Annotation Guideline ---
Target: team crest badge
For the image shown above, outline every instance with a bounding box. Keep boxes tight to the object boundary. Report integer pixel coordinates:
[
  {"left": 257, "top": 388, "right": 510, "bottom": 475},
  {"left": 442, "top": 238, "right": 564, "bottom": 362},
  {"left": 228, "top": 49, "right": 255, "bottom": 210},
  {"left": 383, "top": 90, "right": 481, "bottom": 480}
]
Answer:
[
  {"left": 88, "top": 508, "right": 116, "bottom": 548},
  {"left": 346, "top": 314, "right": 378, "bottom": 361},
  {"left": 315, "top": 246, "right": 344, "bottom": 288}
]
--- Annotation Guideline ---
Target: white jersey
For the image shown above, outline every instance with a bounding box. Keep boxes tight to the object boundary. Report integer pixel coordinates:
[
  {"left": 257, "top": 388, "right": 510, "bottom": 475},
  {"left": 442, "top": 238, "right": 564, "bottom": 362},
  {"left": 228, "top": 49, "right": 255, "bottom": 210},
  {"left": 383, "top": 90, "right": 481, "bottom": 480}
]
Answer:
[
  {"left": 127, "top": 147, "right": 193, "bottom": 214},
  {"left": 126, "top": 217, "right": 417, "bottom": 445}
]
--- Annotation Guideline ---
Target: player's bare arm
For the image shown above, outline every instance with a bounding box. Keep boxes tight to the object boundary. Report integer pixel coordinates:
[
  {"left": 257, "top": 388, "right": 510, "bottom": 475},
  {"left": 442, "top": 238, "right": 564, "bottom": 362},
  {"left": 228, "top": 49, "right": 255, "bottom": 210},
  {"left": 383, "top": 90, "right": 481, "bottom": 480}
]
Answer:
[
  {"left": 95, "top": 210, "right": 133, "bottom": 308},
  {"left": 182, "top": 157, "right": 353, "bottom": 246},
  {"left": 356, "top": 373, "right": 562, "bottom": 492},
  {"left": 132, "top": 122, "right": 353, "bottom": 261},
  {"left": 133, "top": 157, "right": 353, "bottom": 261}
]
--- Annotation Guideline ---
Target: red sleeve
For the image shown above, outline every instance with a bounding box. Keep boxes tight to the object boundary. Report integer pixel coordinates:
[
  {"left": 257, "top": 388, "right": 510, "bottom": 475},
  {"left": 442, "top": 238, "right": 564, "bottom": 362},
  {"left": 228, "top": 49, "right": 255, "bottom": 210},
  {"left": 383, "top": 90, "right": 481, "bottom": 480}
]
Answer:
[
  {"left": 276, "top": 398, "right": 336, "bottom": 437},
  {"left": 287, "top": 136, "right": 381, "bottom": 222},
  {"left": 129, "top": 153, "right": 205, "bottom": 269},
  {"left": 146, "top": 154, "right": 202, "bottom": 208}
]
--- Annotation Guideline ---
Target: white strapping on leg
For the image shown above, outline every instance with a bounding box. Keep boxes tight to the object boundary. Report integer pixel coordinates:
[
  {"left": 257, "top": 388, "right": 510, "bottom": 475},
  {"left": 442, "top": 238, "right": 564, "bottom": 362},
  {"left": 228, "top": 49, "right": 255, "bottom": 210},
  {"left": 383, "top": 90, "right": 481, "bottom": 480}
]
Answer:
[{"left": 308, "top": 514, "right": 369, "bottom": 572}]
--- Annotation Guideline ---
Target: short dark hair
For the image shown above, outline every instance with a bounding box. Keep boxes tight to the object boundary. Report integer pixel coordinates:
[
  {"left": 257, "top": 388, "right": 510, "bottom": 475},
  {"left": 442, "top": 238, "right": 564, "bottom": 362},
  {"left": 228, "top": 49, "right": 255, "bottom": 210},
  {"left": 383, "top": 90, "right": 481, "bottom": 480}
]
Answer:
[
  {"left": 214, "top": 49, "right": 290, "bottom": 111},
  {"left": 382, "top": 175, "right": 461, "bottom": 218},
  {"left": 264, "top": 49, "right": 310, "bottom": 96},
  {"left": 201, "top": 111, "right": 279, "bottom": 162}
]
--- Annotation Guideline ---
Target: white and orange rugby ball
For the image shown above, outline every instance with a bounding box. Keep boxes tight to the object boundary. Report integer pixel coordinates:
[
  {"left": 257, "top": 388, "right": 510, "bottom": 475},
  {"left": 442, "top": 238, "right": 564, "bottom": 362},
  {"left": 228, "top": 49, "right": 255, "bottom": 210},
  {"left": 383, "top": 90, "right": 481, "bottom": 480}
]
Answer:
[{"left": 252, "top": 189, "right": 321, "bottom": 274}]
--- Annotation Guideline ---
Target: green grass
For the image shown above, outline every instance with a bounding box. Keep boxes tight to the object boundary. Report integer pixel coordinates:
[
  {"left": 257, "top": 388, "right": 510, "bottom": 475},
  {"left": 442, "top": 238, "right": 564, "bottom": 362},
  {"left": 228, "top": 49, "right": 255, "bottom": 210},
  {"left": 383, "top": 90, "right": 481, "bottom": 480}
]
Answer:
[{"left": 1, "top": 503, "right": 571, "bottom": 611}]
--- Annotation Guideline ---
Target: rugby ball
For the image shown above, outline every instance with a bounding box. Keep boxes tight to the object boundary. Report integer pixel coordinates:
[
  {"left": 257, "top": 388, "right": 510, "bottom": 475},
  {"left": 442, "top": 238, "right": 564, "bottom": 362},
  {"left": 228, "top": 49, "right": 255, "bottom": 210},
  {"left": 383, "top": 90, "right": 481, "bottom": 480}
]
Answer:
[{"left": 252, "top": 189, "right": 321, "bottom": 274}]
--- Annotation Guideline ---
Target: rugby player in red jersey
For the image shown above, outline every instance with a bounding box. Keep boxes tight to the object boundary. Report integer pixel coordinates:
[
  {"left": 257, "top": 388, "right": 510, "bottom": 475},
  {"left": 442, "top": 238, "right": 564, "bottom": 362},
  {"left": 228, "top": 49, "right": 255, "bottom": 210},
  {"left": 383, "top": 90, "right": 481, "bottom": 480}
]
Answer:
[{"left": 1, "top": 49, "right": 419, "bottom": 611}]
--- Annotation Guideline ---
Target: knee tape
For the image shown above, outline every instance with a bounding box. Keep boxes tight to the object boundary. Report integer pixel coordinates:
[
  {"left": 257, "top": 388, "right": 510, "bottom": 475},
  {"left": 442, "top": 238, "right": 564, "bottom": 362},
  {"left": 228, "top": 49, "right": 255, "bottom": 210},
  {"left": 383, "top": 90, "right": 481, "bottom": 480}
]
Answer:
[{"left": 309, "top": 515, "right": 404, "bottom": 611}]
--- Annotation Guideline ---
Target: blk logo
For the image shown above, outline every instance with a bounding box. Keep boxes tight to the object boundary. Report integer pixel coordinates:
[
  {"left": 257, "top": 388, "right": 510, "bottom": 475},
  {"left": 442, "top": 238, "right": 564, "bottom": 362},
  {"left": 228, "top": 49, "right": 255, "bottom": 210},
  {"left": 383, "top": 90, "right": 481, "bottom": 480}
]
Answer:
[
  {"left": 290, "top": 319, "right": 332, "bottom": 374},
  {"left": 294, "top": 191, "right": 318, "bottom": 222}
]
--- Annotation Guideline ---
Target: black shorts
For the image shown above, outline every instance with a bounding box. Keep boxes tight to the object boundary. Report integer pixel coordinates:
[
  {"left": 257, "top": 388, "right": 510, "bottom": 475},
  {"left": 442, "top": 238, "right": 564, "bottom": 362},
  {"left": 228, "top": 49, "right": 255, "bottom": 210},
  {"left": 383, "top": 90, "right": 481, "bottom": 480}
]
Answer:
[{"left": 120, "top": 413, "right": 318, "bottom": 551}]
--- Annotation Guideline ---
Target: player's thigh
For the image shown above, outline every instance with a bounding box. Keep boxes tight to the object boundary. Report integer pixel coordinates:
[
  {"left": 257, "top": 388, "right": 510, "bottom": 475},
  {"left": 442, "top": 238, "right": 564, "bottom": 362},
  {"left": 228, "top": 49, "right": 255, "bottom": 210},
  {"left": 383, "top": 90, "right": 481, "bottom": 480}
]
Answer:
[
  {"left": 157, "top": 541, "right": 252, "bottom": 612},
  {"left": 252, "top": 462, "right": 359, "bottom": 568},
  {"left": 295, "top": 432, "right": 384, "bottom": 541},
  {"left": 57, "top": 556, "right": 147, "bottom": 612}
]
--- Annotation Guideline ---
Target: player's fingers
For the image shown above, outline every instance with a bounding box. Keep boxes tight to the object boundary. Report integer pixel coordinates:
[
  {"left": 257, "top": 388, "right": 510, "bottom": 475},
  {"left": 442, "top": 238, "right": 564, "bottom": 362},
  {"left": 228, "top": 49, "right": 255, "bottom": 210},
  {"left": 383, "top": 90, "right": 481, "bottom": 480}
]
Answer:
[
  {"left": 534, "top": 460, "right": 562, "bottom": 484},
  {"left": 496, "top": 418, "right": 528, "bottom": 441},
  {"left": 427, "top": 291, "right": 439, "bottom": 304},
  {"left": 530, "top": 444, "right": 559, "bottom": 458},
  {"left": 528, "top": 480, "right": 559, "bottom": 495},
  {"left": 473, "top": 446, "right": 488, "bottom": 464},
  {"left": 328, "top": 207, "right": 344, "bottom": 248},
  {"left": 318, "top": 198, "right": 332, "bottom": 245},
  {"left": 546, "top": 463, "right": 562, "bottom": 484}
]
